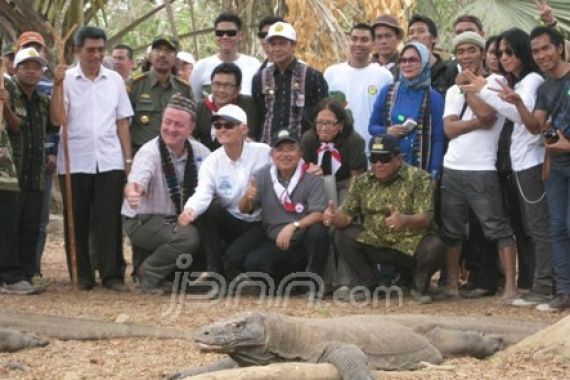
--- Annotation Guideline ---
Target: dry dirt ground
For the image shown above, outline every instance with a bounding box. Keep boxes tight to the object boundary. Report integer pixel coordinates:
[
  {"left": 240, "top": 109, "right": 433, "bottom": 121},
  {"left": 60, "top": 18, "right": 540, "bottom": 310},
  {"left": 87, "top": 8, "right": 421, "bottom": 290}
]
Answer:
[{"left": 0, "top": 228, "right": 568, "bottom": 380}]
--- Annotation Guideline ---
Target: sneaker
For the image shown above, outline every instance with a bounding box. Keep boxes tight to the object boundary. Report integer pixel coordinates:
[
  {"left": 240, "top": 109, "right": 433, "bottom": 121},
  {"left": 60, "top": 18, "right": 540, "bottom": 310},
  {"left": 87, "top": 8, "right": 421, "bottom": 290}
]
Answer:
[
  {"left": 511, "top": 291, "right": 552, "bottom": 307},
  {"left": 103, "top": 279, "right": 130, "bottom": 293},
  {"left": 536, "top": 293, "right": 570, "bottom": 312},
  {"left": 0, "top": 280, "right": 40, "bottom": 295}
]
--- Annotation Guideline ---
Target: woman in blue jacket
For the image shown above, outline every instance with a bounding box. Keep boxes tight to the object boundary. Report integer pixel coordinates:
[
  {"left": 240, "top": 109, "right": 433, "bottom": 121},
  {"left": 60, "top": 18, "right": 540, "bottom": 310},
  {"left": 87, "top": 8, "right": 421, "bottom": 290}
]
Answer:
[{"left": 369, "top": 41, "right": 444, "bottom": 180}]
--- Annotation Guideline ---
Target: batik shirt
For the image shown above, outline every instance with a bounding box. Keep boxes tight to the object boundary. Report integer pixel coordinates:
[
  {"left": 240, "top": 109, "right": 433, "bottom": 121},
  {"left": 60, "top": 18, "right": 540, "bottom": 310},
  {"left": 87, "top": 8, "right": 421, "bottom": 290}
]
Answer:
[
  {"left": 339, "top": 163, "right": 433, "bottom": 255},
  {"left": 0, "top": 127, "right": 19, "bottom": 192}
]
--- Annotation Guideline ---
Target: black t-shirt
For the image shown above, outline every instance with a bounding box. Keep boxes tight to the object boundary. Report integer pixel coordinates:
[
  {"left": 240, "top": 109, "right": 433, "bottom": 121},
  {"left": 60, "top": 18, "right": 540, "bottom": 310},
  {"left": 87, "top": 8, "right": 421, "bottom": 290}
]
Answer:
[{"left": 535, "top": 70, "right": 570, "bottom": 167}]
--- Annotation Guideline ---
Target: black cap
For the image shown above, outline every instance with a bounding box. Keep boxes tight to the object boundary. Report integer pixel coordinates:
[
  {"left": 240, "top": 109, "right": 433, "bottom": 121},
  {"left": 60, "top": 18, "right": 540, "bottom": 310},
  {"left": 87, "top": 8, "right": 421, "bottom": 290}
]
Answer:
[
  {"left": 368, "top": 135, "right": 400, "bottom": 155},
  {"left": 151, "top": 36, "right": 179, "bottom": 51},
  {"left": 271, "top": 129, "right": 300, "bottom": 147}
]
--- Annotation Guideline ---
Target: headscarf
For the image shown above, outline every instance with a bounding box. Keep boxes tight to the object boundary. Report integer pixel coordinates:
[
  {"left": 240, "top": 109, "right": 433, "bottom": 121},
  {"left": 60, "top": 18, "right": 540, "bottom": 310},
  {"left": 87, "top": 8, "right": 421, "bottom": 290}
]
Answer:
[{"left": 399, "top": 41, "right": 431, "bottom": 90}]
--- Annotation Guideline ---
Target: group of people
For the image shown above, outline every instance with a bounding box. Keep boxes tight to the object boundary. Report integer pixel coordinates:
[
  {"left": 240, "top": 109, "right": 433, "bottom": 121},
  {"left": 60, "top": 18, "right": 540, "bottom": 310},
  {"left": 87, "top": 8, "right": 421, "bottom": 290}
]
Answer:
[{"left": 1, "top": 5, "right": 569, "bottom": 313}]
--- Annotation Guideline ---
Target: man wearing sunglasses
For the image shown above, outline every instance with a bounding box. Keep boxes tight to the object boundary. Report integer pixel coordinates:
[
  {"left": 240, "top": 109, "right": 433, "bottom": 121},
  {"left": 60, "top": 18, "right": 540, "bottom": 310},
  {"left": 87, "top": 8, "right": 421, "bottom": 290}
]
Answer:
[
  {"left": 325, "top": 135, "right": 443, "bottom": 304},
  {"left": 127, "top": 36, "right": 193, "bottom": 153},
  {"left": 179, "top": 105, "right": 270, "bottom": 286},
  {"left": 191, "top": 12, "right": 261, "bottom": 99}
]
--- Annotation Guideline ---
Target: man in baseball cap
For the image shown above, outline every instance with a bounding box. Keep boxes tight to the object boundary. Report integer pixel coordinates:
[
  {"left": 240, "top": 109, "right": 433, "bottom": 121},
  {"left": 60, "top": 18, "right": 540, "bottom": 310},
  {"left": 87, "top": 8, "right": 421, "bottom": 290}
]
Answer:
[
  {"left": 16, "top": 31, "right": 46, "bottom": 50},
  {"left": 176, "top": 51, "right": 195, "bottom": 81}
]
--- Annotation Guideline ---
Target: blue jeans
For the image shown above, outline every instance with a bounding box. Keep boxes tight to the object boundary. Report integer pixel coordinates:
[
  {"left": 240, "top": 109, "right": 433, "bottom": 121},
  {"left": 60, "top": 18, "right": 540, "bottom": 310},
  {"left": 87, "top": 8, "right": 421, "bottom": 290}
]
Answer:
[{"left": 544, "top": 165, "right": 570, "bottom": 294}]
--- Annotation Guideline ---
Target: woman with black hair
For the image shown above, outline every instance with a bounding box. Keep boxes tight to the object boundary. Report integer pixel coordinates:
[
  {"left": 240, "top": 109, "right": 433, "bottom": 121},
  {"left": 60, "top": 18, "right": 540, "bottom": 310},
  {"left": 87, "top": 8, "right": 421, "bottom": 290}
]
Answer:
[
  {"left": 464, "top": 27, "right": 553, "bottom": 306},
  {"left": 301, "top": 98, "right": 367, "bottom": 203}
]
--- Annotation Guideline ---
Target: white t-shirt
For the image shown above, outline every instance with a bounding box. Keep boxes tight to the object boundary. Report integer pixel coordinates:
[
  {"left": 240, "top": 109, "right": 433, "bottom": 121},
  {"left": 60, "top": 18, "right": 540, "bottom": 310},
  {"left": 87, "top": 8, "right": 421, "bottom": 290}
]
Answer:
[
  {"left": 478, "top": 72, "right": 545, "bottom": 172},
  {"left": 191, "top": 54, "right": 261, "bottom": 99},
  {"left": 324, "top": 62, "right": 393, "bottom": 143},
  {"left": 443, "top": 74, "right": 506, "bottom": 171},
  {"left": 184, "top": 141, "right": 271, "bottom": 221}
]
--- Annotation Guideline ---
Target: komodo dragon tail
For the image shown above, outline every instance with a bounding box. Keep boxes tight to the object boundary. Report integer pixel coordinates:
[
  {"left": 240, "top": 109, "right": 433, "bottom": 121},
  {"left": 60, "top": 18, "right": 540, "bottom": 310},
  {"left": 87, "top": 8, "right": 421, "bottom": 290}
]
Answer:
[
  {"left": 384, "top": 314, "right": 549, "bottom": 345},
  {"left": 0, "top": 311, "right": 193, "bottom": 340}
]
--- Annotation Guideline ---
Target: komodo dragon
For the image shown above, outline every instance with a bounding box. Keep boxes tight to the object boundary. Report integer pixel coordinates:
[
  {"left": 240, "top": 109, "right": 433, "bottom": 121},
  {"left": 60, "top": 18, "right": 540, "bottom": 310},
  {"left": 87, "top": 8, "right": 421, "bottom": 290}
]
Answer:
[
  {"left": 0, "top": 310, "right": 193, "bottom": 352},
  {"left": 169, "top": 312, "right": 549, "bottom": 380}
]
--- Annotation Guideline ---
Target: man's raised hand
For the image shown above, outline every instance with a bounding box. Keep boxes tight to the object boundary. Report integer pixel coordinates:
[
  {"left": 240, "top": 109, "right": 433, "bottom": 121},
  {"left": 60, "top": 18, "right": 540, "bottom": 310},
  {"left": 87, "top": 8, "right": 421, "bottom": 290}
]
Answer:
[{"left": 125, "top": 182, "right": 143, "bottom": 209}]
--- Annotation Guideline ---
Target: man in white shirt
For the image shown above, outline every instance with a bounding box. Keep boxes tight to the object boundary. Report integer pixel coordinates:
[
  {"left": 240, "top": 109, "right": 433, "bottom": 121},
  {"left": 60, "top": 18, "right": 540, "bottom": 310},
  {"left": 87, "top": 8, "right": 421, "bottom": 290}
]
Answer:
[
  {"left": 440, "top": 32, "right": 516, "bottom": 302},
  {"left": 324, "top": 23, "right": 393, "bottom": 143},
  {"left": 123, "top": 95, "right": 209, "bottom": 295},
  {"left": 191, "top": 12, "right": 261, "bottom": 99},
  {"left": 179, "top": 104, "right": 271, "bottom": 282},
  {"left": 56, "top": 26, "right": 134, "bottom": 291}
]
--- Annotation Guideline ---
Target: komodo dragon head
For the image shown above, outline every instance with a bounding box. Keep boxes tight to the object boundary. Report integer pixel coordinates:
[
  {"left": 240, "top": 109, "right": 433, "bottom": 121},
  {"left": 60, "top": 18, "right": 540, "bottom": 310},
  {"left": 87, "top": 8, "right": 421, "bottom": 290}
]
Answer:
[{"left": 195, "top": 312, "right": 267, "bottom": 353}]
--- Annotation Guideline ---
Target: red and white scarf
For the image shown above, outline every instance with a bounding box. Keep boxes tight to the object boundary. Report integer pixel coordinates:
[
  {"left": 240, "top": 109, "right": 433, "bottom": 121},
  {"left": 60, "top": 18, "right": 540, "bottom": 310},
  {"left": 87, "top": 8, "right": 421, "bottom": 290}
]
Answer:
[
  {"left": 270, "top": 159, "right": 308, "bottom": 213},
  {"left": 316, "top": 142, "right": 342, "bottom": 175}
]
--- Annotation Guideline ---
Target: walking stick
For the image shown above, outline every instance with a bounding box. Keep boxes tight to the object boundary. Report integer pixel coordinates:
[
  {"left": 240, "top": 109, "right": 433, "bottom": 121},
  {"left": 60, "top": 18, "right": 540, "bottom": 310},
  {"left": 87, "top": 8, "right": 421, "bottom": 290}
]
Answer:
[{"left": 47, "top": 19, "right": 78, "bottom": 287}]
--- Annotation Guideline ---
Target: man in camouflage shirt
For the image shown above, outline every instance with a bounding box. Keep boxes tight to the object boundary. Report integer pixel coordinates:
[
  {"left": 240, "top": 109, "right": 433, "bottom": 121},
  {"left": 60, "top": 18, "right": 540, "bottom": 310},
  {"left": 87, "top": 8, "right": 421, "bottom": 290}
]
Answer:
[
  {"left": 323, "top": 135, "right": 445, "bottom": 303},
  {"left": 1, "top": 47, "right": 63, "bottom": 283}
]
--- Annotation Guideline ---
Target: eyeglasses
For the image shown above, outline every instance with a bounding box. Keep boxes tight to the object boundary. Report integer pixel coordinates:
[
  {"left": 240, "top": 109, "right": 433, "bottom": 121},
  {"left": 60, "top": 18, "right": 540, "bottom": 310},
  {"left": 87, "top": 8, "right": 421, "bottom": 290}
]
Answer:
[
  {"left": 369, "top": 153, "right": 394, "bottom": 164},
  {"left": 211, "top": 81, "right": 237, "bottom": 89},
  {"left": 215, "top": 29, "right": 238, "bottom": 37},
  {"left": 496, "top": 48, "right": 514, "bottom": 58},
  {"left": 257, "top": 31, "right": 268, "bottom": 39},
  {"left": 213, "top": 121, "right": 238, "bottom": 130},
  {"left": 399, "top": 56, "right": 421, "bottom": 64},
  {"left": 315, "top": 120, "right": 339, "bottom": 128}
]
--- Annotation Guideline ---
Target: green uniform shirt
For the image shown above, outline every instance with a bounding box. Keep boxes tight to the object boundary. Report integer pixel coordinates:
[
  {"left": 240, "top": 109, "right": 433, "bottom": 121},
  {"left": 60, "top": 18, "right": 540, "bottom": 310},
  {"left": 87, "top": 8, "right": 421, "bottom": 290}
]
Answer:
[
  {"left": 0, "top": 128, "right": 19, "bottom": 192},
  {"left": 127, "top": 70, "right": 193, "bottom": 149},
  {"left": 339, "top": 163, "right": 433, "bottom": 255}
]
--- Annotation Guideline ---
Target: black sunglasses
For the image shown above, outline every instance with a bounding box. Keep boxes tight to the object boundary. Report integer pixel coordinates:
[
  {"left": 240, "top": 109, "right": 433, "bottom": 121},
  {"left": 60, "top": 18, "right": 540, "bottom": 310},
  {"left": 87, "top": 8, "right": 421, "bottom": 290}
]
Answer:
[
  {"left": 215, "top": 29, "right": 238, "bottom": 37},
  {"left": 369, "top": 153, "right": 394, "bottom": 164},
  {"left": 496, "top": 48, "right": 514, "bottom": 58},
  {"left": 213, "top": 121, "right": 237, "bottom": 130},
  {"left": 257, "top": 31, "right": 268, "bottom": 39}
]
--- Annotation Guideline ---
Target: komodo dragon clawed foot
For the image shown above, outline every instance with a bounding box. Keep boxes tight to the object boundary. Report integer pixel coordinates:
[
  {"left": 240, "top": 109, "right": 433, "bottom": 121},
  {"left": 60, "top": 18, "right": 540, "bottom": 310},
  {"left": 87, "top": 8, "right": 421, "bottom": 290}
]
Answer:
[{"left": 320, "top": 342, "right": 377, "bottom": 380}]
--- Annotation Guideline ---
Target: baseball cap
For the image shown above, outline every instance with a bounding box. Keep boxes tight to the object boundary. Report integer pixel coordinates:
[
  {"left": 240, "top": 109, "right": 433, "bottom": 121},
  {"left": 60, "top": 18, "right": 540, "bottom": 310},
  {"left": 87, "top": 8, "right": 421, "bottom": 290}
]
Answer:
[
  {"left": 17, "top": 31, "right": 46, "bottom": 48},
  {"left": 151, "top": 36, "right": 179, "bottom": 51},
  {"left": 368, "top": 135, "right": 400, "bottom": 155},
  {"left": 211, "top": 104, "right": 247, "bottom": 125},
  {"left": 266, "top": 22, "right": 296, "bottom": 42},
  {"left": 177, "top": 51, "right": 195, "bottom": 65},
  {"left": 271, "top": 129, "right": 300, "bottom": 147},
  {"left": 372, "top": 15, "right": 404, "bottom": 39},
  {"left": 13, "top": 47, "right": 48, "bottom": 68}
]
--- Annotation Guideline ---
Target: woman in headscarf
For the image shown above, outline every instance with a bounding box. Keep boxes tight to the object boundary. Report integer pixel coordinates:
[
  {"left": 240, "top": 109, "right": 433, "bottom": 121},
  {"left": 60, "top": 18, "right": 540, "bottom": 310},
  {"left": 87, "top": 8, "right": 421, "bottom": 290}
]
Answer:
[
  {"left": 302, "top": 98, "right": 367, "bottom": 202},
  {"left": 368, "top": 41, "right": 445, "bottom": 181}
]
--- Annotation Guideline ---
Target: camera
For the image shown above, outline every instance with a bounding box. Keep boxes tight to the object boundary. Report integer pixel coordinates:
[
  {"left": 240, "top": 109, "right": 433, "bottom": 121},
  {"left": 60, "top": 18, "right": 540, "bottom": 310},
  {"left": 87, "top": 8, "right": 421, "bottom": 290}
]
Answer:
[{"left": 543, "top": 128, "right": 559, "bottom": 143}]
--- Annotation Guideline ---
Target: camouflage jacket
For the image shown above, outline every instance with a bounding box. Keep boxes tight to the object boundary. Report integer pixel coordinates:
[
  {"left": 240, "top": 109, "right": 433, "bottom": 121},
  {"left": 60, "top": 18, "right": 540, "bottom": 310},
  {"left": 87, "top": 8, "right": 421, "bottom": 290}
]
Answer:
[
  {"left": 339, "top": 163, "right": 433, "bottom": 255},
  {"left": 0, "top": 128, "right": 19, "bottom": 192}
]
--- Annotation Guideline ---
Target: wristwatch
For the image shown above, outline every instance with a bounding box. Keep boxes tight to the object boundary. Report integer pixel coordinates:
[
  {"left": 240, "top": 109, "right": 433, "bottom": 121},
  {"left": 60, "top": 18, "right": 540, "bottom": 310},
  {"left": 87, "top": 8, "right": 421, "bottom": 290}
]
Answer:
[{"left": 293, "top": 221, "right": 301, "bottom": 230}]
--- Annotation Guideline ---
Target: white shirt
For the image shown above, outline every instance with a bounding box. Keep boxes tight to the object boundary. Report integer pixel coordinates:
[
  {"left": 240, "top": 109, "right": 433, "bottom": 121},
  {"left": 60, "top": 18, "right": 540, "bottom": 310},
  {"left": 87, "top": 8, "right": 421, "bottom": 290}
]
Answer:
[
  {"left": 478, "top": 72, "right": 545, "bottom": 171},
  {"left": 324, "top": 62, "right": 393, "bottom": 143},
  {"left": 443, "top": 74, "right": 506, "bottom": 171},
  {"left": 184, "top": 141, "right": 271, "bottom": 221},
  {"left": 122, "top": 137, "right": 210, "bottom": 218},
  {"left": 190, "top": 54, "right": 261, "bottom": 99},
  {"left": 57, "top": 65, "right": 134, "bottom": 174}
]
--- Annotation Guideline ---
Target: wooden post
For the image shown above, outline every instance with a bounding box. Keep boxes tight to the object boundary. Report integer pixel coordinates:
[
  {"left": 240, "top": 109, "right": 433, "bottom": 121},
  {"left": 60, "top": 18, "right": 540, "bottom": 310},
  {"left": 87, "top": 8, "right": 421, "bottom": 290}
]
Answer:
[{"left": 46, "top": 4, "right": 78, "bottom": 287}]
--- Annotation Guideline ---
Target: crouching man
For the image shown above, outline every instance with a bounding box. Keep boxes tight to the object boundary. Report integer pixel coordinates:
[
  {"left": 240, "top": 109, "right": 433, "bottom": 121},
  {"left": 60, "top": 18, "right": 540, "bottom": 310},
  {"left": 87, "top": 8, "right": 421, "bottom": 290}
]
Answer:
[
  {"left": 122, "top": 95, "right": 210, "bottom": 295},
  {"left": 324, "top": 135, "right": 445, "bottom": 303},
  {"left": 235, "top": 129, "right": 330, "bottom": 292}
]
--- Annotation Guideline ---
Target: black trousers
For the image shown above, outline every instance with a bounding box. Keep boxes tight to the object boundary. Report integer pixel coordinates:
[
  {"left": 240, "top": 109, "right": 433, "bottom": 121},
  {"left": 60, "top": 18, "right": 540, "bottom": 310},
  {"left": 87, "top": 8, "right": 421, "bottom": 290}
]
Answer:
[
  {"left": 59, "top": 171, "right": 125, "bottom": 287},
  {"left": 238, "top": 224, "right": 330, "bottom": 284},
  {"left": 334, "top": 225, "right": 445, "bottom": 293},
  {"left": 0, "top": 191, "right": 25, "bottom": 284},
  {"left": 196, "top": 202, "right": 264, "bottom": 276},
  {"left": 17, "top": 190, "right": 44, "bottom": 280}
]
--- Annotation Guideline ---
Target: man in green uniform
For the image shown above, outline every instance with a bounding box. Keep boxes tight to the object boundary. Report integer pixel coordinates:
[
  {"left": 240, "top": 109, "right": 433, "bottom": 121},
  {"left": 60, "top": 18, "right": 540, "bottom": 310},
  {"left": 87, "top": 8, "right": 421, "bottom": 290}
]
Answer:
[
  {"left": 127, "top": 36, "right": 193, "bottom": 152},
  {"left": 323, "top": 135, "right": 445, "bottom": 304}
]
